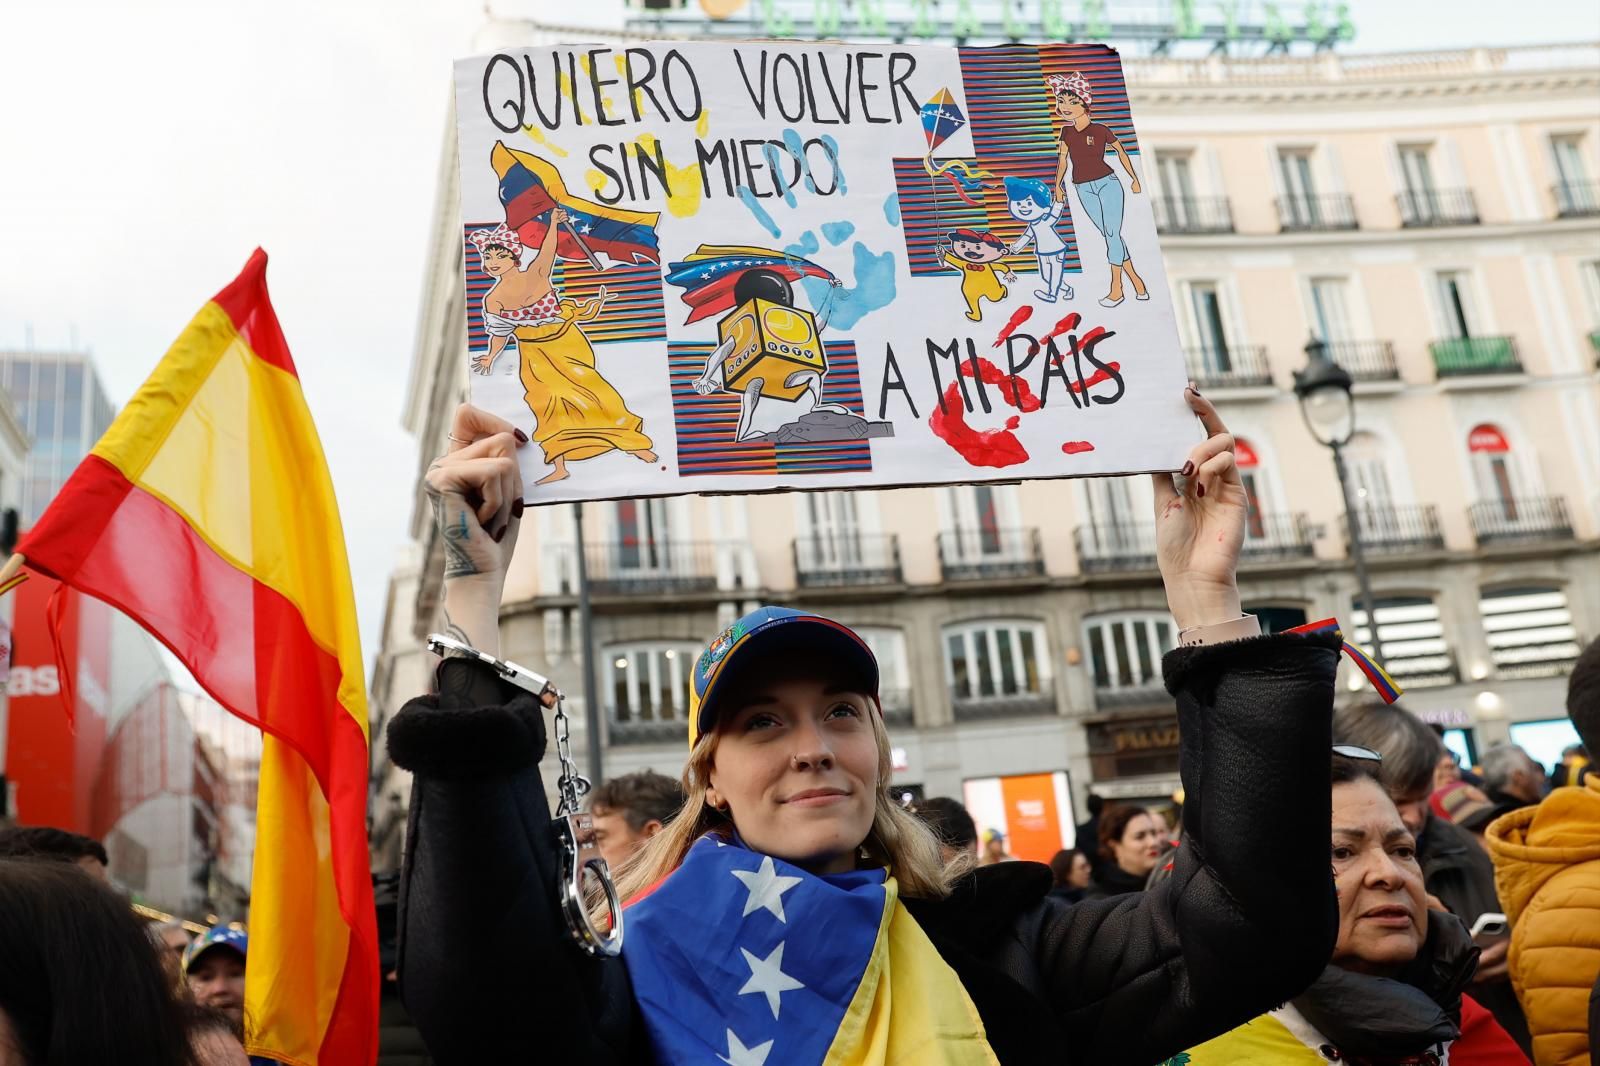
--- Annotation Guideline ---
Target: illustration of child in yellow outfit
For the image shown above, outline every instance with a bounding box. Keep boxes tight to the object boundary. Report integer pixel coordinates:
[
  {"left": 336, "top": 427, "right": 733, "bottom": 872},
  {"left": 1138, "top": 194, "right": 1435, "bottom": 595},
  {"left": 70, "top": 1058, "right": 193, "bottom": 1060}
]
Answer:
[{"left": 941, "top": 229, "right": 1018, "bottom": 322}]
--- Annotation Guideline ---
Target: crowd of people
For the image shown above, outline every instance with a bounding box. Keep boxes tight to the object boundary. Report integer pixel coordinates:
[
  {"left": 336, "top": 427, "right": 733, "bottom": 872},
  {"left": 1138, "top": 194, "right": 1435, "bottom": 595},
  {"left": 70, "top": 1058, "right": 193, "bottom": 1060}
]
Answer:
[{"left": 2, "top": 390, "right": 1596, "bottom": 1065}]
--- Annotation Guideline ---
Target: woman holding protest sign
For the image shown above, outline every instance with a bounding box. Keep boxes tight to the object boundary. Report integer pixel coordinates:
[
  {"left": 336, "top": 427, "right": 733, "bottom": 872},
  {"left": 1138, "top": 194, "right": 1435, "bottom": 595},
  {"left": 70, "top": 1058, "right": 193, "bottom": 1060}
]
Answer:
[{"left": 387, "top": 387, "right": 1343, "bottom": 1066}]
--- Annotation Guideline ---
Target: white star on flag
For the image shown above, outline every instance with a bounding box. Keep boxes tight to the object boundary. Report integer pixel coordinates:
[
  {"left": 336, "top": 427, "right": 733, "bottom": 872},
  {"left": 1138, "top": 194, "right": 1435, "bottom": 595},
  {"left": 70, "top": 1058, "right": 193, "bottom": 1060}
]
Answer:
[
  {"left": 718, "top": 1028, "right": 774, "bottom": 1066},
  {"left": 731, "top": 856, "right": 803, "bottom": 922},
  {"left": 738, "top": 942, "right": 804, "bottom": 1018}
]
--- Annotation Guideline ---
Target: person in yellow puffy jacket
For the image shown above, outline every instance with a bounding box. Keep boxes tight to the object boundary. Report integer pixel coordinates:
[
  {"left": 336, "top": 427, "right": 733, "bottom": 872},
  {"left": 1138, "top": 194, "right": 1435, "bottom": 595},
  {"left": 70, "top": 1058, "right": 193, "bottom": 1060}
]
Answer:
[{"left": 1486, "top": 636, "right": 1600, "bottom": 1066}]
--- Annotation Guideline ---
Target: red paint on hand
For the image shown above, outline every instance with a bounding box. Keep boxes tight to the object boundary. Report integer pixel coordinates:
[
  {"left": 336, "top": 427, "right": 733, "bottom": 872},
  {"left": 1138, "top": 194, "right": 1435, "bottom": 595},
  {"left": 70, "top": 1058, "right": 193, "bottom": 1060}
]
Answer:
[
  {"left": 992, "top": 306, "right": 1034, "bottom": 347},
  {"left": 1061, "top": 440, "right": 1095, "bottom": 454}
]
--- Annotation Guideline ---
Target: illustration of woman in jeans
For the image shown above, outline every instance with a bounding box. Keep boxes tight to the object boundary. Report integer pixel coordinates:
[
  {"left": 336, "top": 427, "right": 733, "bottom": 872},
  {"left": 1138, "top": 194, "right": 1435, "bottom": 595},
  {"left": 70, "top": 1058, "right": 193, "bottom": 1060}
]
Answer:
[{"left": 1050, "top": 71, "right": 1148, "bottom": 308}]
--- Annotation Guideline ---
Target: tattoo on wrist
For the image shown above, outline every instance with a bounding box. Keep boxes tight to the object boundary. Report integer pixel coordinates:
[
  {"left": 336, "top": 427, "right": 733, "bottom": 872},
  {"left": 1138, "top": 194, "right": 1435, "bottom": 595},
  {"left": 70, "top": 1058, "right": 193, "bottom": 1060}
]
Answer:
[
  {"left": 441, "top": 607, "right": 472, "bottom": 648},
  {"left": 429, "top": 491, "right": 481, "bottom": 579}
]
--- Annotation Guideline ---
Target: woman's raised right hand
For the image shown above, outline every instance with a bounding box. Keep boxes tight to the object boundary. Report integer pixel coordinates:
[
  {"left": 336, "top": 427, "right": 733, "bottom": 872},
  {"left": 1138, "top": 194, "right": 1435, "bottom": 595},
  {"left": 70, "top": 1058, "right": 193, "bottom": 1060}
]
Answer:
[{"left": 425, "top": 404, "right": 528, "bottom": 652}]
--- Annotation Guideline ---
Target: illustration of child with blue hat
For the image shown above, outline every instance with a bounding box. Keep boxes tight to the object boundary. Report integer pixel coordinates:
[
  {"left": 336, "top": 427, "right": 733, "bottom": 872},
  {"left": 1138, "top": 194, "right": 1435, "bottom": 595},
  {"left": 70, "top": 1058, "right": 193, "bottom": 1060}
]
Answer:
[{"left": 1005, "top": 176, "right": 1074, "bottom": 303}]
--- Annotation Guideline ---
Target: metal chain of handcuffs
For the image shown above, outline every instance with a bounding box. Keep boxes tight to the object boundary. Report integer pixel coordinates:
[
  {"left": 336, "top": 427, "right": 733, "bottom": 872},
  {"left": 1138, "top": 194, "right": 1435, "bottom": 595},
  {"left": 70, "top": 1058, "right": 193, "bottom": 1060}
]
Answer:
[{"left": 427, "top": 634, "right": 623, "bottom": 957}]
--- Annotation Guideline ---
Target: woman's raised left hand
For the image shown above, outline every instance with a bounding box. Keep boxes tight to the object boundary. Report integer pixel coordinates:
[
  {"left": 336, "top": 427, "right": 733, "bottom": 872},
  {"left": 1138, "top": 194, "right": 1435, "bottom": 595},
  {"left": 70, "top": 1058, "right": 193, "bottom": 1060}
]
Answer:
[{"left": 1151, "top": 387, "right": 1247, "bottom": 631}]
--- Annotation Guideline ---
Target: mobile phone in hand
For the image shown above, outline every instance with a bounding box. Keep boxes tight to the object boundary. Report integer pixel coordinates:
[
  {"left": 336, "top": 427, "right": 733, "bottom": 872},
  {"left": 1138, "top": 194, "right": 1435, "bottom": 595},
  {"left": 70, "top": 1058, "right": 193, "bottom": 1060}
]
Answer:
[{"left": 1469, "top": 912, "right": 1508, "bottom": 940}]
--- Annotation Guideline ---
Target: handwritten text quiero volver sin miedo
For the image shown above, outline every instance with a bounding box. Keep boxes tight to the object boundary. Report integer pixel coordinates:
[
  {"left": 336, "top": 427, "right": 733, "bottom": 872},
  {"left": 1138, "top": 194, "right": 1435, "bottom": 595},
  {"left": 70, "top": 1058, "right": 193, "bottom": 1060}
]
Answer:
[{"left": 478, "top": 47, "right": 922, "bottom": 206}]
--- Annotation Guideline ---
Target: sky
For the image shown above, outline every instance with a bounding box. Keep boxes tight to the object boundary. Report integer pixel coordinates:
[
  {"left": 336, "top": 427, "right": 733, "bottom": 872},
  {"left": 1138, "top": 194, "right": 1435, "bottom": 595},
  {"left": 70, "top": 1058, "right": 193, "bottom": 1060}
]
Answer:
[{"left": 0, "top": 0, "right": 1592, "bottom": 675}]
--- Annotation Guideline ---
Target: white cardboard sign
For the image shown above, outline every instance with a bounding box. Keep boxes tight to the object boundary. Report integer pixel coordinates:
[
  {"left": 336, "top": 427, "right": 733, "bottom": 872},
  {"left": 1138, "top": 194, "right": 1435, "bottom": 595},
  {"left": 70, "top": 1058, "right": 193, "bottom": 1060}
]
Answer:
[{"left": 453, "top": 41, "right": 1197, "bottom": 501}]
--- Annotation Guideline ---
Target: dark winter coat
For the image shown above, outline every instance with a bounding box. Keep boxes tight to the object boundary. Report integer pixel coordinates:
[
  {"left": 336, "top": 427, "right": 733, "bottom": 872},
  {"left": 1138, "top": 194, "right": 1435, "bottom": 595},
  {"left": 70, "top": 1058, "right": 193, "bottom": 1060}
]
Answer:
[
  {"left": 387, "top": 632, "right": 1343, "bottom": 1066},
  {"left": 1419, "top": 812, "right": 1532, "bottom": 1051}
]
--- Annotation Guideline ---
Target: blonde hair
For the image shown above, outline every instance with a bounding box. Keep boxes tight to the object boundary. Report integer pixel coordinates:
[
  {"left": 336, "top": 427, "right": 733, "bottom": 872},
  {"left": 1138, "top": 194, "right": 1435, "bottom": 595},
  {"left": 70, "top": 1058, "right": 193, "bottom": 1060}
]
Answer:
[{"left": 599, "top": 710, "right": 969, "bottom": 919}]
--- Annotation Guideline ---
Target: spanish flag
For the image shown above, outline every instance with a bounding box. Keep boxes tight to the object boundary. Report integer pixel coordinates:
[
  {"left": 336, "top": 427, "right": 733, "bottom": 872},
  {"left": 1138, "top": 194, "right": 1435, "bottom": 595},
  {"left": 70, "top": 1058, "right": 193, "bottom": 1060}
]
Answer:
[{"left": 15, "top": 251, "right": 377, "bottom": 1066}]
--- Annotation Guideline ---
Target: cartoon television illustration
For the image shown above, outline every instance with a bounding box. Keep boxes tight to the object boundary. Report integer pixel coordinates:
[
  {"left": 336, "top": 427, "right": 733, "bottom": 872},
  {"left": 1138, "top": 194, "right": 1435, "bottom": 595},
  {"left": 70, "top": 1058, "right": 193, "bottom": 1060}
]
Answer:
[{"left": 692, "top": 267, "right": 893, "bottom": 444}]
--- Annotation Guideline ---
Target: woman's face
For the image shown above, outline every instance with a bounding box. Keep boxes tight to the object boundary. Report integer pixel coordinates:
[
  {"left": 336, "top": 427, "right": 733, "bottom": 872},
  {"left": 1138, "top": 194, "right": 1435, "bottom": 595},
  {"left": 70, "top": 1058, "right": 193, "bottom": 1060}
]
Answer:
[
  {"left": 1434, "top": 750, "right": 1461, "bottom": 790},
  {"left": 1058, "top": 92, "right": 1088, "bottom": 121},
  {"left": 707, "top": 676, "right": 880, "bottom": 876},
  {"left": 1067, "top": 851, "right": 1093, "bottom": 888},
  {"left": 1111, "top": 812, "right": 1165, "bottom": 877},
  {"left": 1331, "top": 777, "right": 1428, "bottom": 976},
  {"left": 481, "top": 245, "right": 517, "bottom": 276}
]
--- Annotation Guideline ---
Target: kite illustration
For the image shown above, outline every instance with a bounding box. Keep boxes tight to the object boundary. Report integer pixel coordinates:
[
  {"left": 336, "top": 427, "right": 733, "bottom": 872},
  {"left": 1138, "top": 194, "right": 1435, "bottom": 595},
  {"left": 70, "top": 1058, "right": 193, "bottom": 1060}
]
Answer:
[
  {"left": 919, "top": 89, "right": 995, "bottom": 207},
  {"left": 491, "top": 140, "right": 662, "bottom": 268},
  {"left": 665, "top": 244, "right": 841, "bottom": 326}
]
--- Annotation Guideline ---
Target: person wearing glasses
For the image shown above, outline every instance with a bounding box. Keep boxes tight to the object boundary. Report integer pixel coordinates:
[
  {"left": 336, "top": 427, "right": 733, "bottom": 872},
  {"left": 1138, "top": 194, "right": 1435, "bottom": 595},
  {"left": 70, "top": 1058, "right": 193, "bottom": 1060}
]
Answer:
[
  {"left": 1181, "top": 748, "right": 1529, "bottom": 1064},
  {"left": 386, "top": 388, "right": 1348, "bottom": 1066}
]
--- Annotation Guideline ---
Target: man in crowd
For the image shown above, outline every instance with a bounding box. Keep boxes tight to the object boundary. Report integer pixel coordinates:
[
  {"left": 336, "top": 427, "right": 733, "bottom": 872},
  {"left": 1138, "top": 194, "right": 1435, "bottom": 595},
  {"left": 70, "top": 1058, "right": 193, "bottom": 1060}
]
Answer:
[
  {"left": 980, "top": 827, "right": 1014, "bottom": 865},
  {"left": 1480, "top": 742, "right": 1549, "bottom": 822},
  {"left": 913, "top": 796, "right": 978, "bottom": 864},
  {"left": 0, "top": 824, "right": 109, "bottom": 880},
  {"left": 1334, "top": 701, "right": 1531, "bottom": 1053},
  {"left": 1487, "top": 637, "right": 1600, "bottom": 1065},
  {"left": 587, "top": 770, "right": 684, "bottom": 871}
]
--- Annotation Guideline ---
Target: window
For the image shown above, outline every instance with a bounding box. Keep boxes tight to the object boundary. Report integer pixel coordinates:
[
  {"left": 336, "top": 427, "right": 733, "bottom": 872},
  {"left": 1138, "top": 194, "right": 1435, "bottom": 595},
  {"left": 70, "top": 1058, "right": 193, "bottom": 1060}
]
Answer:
[
  {"left": 1479, "top": 587, "right": 1580, "bottom": 678},
  {"left": 1344, "top": 431, "right": 1396, "bottom": 513},
  {"left": 801, "top": 491, "right": 863, "bottom": 568},
  {"left": 1235, "top": 436, "right": 1268, "bottom": 539},
  {"left": 1248, "top": 605, "right": 1310, "bottom": 634},
  {"left": 943, "top": 620, "right": 1048, "bottom": 702},
  {"left": 614, "top": 498, "right": 671, "bottom": 571},
  {"left": 1551, "top": 133, "right": 1590, "bottom": 187},
  {"left": 1352, "top": 596, "right": 1456, "bottom": 687},
  {"left": 855, "top": 626, "right": 910, "bottom": 708},
  {"left": 1582, "top": 260, "right": 1600, "bottom": 324},
  {"left": 60, "top": 364, "right": 83, "bottom": 444},
  {"left": 1084, "top": 612, "right": 1173, "bottom": 692},
  {"left": 1507, "top": 719, "right": 1581, "bottom": 777},
  {"left": 1185, "top": 281, "right": 1233, "bottom": 371},
  {"left": 606, "top": 642, "right": 699, "bottom": 723},
  {"left": 1467, "top": 423, "right": 1519, "bottom": 519},
  {"left": 1309, "top": 278, "right": 1354, "bottom": 345},
  {"left": 943, "top": 483, "right": 1021, "bottom": 559},
  {"left": 1398, "top": 144, "right": 1438, "bottom": 198},
  {"left": 1435, "top": 271, "right": 1478, "bottom": 339},
  {"left": 1155, "top": 150, "right": 1198, "bottom": 228},
  {"left": 32, "top": 362, "right": 57, "bottom": 442},
  {"left": 1278, "top": 148, "right": 1320, "bottom": 224}
]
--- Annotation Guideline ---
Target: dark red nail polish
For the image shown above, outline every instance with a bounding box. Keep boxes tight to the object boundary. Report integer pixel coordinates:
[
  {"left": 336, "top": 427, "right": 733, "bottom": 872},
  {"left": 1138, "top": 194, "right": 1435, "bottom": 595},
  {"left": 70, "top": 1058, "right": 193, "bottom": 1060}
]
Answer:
[
  {"left": 492, "top": 525, "right": 507, "bottom": 543},
  {"left": 1181, "top": 460, "right": 1195, "bottom": 477},
  {"left": 513, "top": 428, "right": 529, "bottom": 444},
  {"left": 511, "top": 498, "right": 526, "bottom": 518},
  {"left": 1197, "top": 483, "right": 1206, "bottom": 498}
]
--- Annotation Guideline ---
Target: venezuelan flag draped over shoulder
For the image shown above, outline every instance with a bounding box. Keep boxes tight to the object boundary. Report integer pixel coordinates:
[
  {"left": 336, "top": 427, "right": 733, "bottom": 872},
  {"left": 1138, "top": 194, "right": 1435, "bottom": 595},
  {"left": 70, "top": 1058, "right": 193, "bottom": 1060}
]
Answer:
[
  {"left": 624, "top": 835, "right": 999, "bottom": 1065},
  {"left": 16, "top": 251, "right": 377, "bottom": 1066}
]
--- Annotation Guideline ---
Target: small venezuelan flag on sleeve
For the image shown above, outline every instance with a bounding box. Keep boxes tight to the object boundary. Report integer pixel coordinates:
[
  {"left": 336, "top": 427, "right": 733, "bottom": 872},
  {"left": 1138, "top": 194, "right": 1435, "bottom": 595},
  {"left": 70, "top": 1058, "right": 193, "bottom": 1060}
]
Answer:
[{"left": 17, "top": 250, "right": 377, "bottom": 1066}]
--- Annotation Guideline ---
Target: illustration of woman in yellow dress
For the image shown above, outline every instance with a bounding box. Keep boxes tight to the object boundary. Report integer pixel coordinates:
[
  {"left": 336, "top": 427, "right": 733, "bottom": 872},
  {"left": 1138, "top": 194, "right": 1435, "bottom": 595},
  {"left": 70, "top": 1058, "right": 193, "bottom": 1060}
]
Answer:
[{"left": 469, "top": 211, "right": 657, "bottom": 485}]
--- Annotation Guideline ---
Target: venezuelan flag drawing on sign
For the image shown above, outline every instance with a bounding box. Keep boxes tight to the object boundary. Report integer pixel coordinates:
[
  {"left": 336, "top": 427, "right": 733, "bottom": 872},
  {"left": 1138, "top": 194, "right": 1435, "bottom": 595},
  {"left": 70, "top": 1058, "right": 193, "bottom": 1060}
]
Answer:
[
  {"left": 16, "top": 251, "right": 377, "bottom": 1066},
  {"left": 491, "top": 140, "right": 661, "bottom": 265}
]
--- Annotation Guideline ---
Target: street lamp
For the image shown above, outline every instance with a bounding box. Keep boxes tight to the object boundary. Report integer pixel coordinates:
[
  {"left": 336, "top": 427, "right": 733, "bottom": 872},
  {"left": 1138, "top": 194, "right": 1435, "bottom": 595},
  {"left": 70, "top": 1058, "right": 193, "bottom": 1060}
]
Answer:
[{"left": 1293, "top": 336, "right": 1386, "bottom": 667}]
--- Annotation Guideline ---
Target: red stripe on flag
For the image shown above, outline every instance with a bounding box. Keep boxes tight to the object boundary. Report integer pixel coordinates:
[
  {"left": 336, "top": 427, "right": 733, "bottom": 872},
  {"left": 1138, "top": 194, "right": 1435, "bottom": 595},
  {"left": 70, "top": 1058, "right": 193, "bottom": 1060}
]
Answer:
[
  {"left": 212, "top": 248, "right": 299, "bottom": 378},
  {"left": 20, "top": 454, "right": 377, "bottom": 1060}
]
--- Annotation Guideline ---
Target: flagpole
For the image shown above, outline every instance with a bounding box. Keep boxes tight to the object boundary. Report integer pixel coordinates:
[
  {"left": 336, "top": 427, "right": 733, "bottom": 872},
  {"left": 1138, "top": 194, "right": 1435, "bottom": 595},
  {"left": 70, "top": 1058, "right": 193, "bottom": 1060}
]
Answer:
[
  {"left": 573, "top": 503, "right": 604, "bottom": 786},
  {"left": 0, "top": 554, "right": 24, "bottom": 588},
  {"left": 562, "top": 218, "right": 605, "bottom": 272}
]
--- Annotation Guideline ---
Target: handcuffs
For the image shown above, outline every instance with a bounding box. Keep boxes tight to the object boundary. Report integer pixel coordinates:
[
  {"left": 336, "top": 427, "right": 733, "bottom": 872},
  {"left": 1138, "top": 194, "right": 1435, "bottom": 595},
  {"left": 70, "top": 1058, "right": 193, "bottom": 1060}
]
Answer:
[{"left": 426, "top": 634, "right": 624, "bottom": 957}]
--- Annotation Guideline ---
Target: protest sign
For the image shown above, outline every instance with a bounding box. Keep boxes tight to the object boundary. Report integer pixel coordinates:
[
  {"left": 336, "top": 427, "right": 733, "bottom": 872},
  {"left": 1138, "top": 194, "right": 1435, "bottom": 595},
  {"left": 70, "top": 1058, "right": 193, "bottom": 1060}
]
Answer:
[{"left": 453, "top": 41, "right": 1198, "bottom": 502}]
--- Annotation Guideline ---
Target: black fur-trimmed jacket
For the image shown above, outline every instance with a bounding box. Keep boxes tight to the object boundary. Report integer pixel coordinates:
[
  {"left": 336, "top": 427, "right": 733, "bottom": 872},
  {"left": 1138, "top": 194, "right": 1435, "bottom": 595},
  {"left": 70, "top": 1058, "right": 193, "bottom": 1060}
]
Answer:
[{"left": 387, "top": 631, "right": 1342, "bottom": 1066}]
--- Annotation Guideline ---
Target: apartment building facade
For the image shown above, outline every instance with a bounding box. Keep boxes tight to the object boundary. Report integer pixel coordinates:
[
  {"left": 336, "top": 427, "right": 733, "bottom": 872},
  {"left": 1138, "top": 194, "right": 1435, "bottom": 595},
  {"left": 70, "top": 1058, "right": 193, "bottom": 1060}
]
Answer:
[{"left": 369, "top": 37, "right": 1600, "bottom": 863}]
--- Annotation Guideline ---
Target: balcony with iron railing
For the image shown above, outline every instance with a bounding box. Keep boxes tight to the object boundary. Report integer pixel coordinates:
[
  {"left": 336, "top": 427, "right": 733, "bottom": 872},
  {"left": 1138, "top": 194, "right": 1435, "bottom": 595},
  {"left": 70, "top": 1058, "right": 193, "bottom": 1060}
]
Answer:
[
  {"left": 1553, "top": 181, "right": 1600, "bottom": 219},
  {"left": 581, "top": 540, "right": 720, "bottom": 596},
  {"left": 1240, "top": 513, "right": 1316, "bottom": 563},
  {"left": 608, "top": 715, "right": 690, "bottom": 746},
  {"left": 1430, "top": 336, "right": 1521, "bottom": 378},
  {"left": 1397, "top": 187, "right": 1480, "bottom": 227},
  {"left": 793, "top": 533, "right": 902, "bottom": 588},
  {"left": 1075, "top": 521, "right": 1157, "bottom": 572},
  {"left": 1151, "top": 195, "right": 1235, "bottom": 234},
  {"left": 1344, "top": 505, "right": 1447, "bottom": 555},
  {"left": 1276, "top": 193, "right": 1359, "bottom": 231},
  {"left": 952, "top": 690, "right": 1057, "bottom": 722},
  {"left": 1184, "top": 344, "right": 1273, "bottom": 390},
  {"left": 936, "top": 528, "right": 1045, "bottom": 582},
  {"left": 1469, "top": 496, "right": 1575, "bottom": 547},
  {"left": 1324, "top": 340, "right": 1400, "bottom": 382}
]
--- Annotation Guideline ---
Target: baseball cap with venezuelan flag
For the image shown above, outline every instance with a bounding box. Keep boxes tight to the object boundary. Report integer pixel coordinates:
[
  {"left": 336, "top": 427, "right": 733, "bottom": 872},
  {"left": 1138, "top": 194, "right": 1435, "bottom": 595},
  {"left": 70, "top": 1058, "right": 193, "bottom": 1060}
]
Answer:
[
  {"left": 688, "top": 606, "right": 879, "bottom": 749},
  {"left": 184, "top": 925, "right": 248, "bottom": 973}
]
